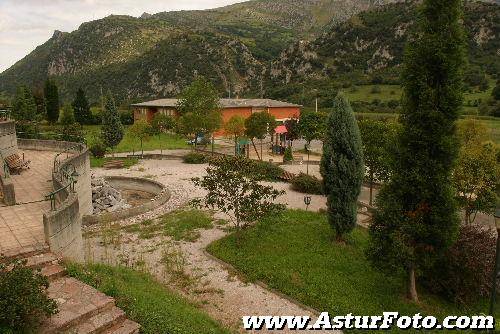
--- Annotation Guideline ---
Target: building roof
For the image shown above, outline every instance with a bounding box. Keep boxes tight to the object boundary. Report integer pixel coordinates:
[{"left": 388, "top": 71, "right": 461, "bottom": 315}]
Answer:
[{"left": 131, "top": 98, "right": 301, "bottom": 108}]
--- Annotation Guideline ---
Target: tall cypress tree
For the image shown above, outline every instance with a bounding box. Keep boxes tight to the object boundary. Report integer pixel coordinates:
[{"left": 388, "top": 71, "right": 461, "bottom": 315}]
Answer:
[
  {"left": 101, "top": 93, "right": 124, "bottom": 151},
  {"left": 44, "top": 79, "right": 59, "bottom": 123},
  {"left": 72, "top": 88, "right": 91, "bottom": 125},
  {"left": 320, "top": 93, "right": 364, "bottom": 241},
  {"left": 367, "top": 0, "right": 465, "bottom": 302}
]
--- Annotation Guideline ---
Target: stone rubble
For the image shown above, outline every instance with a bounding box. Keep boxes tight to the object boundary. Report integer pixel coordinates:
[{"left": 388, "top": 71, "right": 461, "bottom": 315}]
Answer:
[{"left": 91, "top": 175, "right": 131, "bottom": 215}]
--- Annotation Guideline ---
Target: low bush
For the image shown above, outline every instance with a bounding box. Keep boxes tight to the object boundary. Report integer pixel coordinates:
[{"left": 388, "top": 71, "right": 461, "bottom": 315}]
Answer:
[
  {"left": 422, "top": 225, "right": 496, "bottom": 305},
  {"left": 119, "top": 110, "right": 134, "bottom": 125},
  {"left": 251, "top": 160, "right": 286, "bottom": 181},
  {"left": 290, "top": 173, "right": 324, "bottom": 195},
  {"left": 89, "top": 139, "right": 107, "bottom": 158},
  {"left": 183, "top": 152, "right": 208, "bottom": 164},
  {"left": 0, "top": 258, "right": 58, "bottom": 332}
]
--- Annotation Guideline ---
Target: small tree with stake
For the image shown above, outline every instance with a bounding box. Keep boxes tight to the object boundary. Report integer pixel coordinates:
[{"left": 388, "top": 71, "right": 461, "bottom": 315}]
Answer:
[
  {"left": 193, "top": 156, "right": 285, "bottom": 240},
  {"left": 129, "top": 120, "right": 152, "bottom": 158},
  {"left": 298, "top": 111, "right": 325, "bottom": 174},
  {"left": 320, "top": 93, "right": 364, "bottom": 242},
  {"left": 358, "top": 119, "right": 399, "bottom": 206},
  {"left": 224, "top": 115, "right": 246, "bottom": 156},
  {"left": 245, "top": 112, "right": 276, "bottom": 160}
]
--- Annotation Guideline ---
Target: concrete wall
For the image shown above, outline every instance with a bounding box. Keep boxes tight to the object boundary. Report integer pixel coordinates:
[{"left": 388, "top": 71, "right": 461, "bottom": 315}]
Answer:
[
  {"left": 18, "top": 139, "right": 93, "bottom": 217},
  {"left": 0, "top": 121, "right": 17, "bottom": 205},
  {"left": 0, "top": 121, "right": 18, "bottom": 158},
  {"left": 18, "top": 139, "right": 92, "bottom": 262}
]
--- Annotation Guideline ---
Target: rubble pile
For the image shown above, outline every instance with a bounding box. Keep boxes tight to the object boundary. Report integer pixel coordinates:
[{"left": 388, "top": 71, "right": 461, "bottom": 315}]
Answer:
[{"left": 91, "top": 176, "right": 131, "bottom": 214}]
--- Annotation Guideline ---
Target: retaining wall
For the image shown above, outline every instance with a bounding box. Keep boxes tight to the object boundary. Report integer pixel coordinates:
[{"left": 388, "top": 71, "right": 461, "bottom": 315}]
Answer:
[
  {"left": 0, "top": 121, "right": 18, "bottom": 158},
  {"left": 18, "top": 139, "right": 91, "bottom": 262},
  {"left": 0, "top": 121, "right": 17, "bottom": 205}
]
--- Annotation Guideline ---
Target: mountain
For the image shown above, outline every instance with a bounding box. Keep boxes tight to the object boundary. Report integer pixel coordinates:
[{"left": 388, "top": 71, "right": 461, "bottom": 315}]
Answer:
[
  {"left": 0, "top": 0, "right": 396, "bottom": 102},
  {"left": 268, "top": 1, "right": 499, "bottom": 105},
  {"left": 0, "top": 0, "right": 498, "bottom": 105}
]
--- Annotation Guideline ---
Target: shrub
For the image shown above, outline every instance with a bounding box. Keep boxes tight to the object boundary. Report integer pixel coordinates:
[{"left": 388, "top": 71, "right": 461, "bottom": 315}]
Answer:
[
  {"left": 183, "top": 152, "right": 208, "bottom": 164},
  {"left": 119, "top": 110, "right": 134, "bottom": 125},
  {"left": 422, "top": 225, "right": 496, "bottom": 305},
  {"left": 283, "top": 146, "right": 293, "bottom": 163},
  {"left": 291, "top": 173, "right": 324, "bottom": 195},
  {"left": 0, "top": 258, "right": 58, "bottom": 332},
  {"left": 251, "top": 160, "right": 286, "bottom": 181},
  {"left": 89, "top": 139, "right": 107, "bottom": 158}
]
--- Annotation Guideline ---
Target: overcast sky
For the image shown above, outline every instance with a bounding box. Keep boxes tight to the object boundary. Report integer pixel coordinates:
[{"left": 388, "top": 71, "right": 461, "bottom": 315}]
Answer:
[{"left": 0, "top": 0, "right": 243, "bottom": 73}]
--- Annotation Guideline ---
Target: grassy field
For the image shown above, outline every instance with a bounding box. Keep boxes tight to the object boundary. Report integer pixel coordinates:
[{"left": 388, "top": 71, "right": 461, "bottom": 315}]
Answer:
[
  {"left": 89, "top": 157, "right": 139, "bottom": 168},
  {"left": 84, "top": 125, "right": 189, "bottom": 153},
  {"left": 122, "top": 209, "right": 215, "bottom": 241},
  {"left": 208, "top": 210, "right": 497, "bottom": 333},
  {"left": 66, "top": 262, "right": 231, "bottom": 334},
  {"left": 343, "top": 83, "right": 495, "bottom": 116}
]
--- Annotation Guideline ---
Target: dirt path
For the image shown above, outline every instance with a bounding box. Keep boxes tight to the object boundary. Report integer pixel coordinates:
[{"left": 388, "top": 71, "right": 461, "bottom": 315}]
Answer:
[{"left": 84, "top": 158, "right": 373, "bottom": 333}]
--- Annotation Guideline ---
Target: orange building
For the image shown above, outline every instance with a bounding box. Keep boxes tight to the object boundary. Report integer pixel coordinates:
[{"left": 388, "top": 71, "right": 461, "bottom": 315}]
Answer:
[{"left": 131, "top": 98, "right": 301, "bottom": 136}]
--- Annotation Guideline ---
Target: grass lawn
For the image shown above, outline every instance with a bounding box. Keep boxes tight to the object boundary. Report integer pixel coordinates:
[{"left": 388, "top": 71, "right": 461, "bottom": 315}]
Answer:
[
  {"left": 344, "top": 85, "right": 402, "bottom": 102},
  {"left": 207, "top": 210, "right": 497, "bottom": 333},
  {"left": 344, "top": 84, "right": 495, "bottom": 116},
  {"left": 123, "top": 209, "right": 216, "bottom": 241},
  {"left": 84, "top": 125, "right": 189, "bottom": 153},
  {"left": 90, "top": 157, "right": 139, "bottom": 168},
  {"left": 66, "top": 262, "right": 231, "bottom": 334}
]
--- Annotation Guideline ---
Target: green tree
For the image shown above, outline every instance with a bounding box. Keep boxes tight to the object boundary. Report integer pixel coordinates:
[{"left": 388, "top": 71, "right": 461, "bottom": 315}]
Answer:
[
  {"left": 224, "top": 115, "right": 246, "bottom": 155},
  {"left": 59, "top": 103, "right": 75, "bottom": 125},
  {"left": 72, "top": 88, "right": 91, "bottom": 125},
  {"left": 101, "top": 94, "right": 124, "bottom": 152},
  {"left": 453, "top": 142, "right": 499, "bottom": 224},
  {"left": 491, "top": 80, "right": 500, "bottom": 101},
  {"left": 454, "top": 119, "right": 498, "bottom": 224},
  {"left": 12, "top": 86, "right": 37, "bottom": 121},
  {"left": 129, "top": 120, "right": 152, "bottom": 157},
  {"left": 358, "top": 119, "right": 399, "bottom": 206},
  {"left": 245, "top": 112, "right": 276, "bottom": 160},
  {"left": 367, "top": 0, "right": 465, "bottom": 302},
  {"left": 44, "top": 79, "right": 59, "bottom": 123},
  {"left": 192, "top": 156, "right": 285, "bottom": 239},
  {"left": 176, "top": 77, "right": 222, "bottom": 148},
  {"left": 320, "top": 94, "right": 364, "bottom": 241},
  {"left": 151, "top": 113, "right": 176, "bottom": 136},
  {"left": 298, "top": 111, "right": 325, "bottom": 174}
]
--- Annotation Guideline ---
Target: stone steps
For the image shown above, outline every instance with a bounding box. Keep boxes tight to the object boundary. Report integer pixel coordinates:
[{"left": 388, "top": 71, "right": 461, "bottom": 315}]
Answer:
[
  {"left": 103, "top": 319, "right": 141, "bottom": 334},
  {"left": 5, "top": 250, "right": 140, "bottom": 334}
]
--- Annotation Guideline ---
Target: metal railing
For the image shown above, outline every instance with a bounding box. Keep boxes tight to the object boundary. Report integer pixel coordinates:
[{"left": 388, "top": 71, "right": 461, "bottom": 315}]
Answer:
[
  {"left": 17, "top": 131, "right": 85, "bottom": 144},
  {"left": 0, "top": 109, "right": 11, "bottom": 121}
]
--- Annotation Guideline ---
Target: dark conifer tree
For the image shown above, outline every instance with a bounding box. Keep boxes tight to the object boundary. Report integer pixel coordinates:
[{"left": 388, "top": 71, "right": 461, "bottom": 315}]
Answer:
[
  {"left": 72, "top": 88, "right": 91, "bottom": 125},
  {"left": 44, "top": 79, "right": 59, "bottom": 123},
  {"left": 320, "top": 93, "right": 364, "bottom": 241},
  {"left": 367, "top": 0, "right": 466, "bottom": 302}
]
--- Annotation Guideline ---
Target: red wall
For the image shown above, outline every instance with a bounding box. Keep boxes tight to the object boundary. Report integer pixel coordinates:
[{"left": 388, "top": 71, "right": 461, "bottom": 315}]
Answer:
[{"left": 134, "top": 105, "right": 301, "bottom": 137}]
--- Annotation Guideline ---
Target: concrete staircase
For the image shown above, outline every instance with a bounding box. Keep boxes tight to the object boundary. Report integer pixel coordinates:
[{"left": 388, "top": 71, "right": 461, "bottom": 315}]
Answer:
[{"left": 9, "top": 247, "right": 140, "bottom": 334}]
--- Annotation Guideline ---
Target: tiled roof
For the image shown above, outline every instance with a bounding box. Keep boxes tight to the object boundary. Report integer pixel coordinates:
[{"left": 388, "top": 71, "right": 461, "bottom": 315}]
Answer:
[{"left": 131, "top": 98, "right": 301, "bottom": 108}]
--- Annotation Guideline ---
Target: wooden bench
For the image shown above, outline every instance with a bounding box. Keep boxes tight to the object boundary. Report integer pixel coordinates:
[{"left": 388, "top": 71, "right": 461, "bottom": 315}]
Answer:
[{"left": 5, "top": 153, "right": 30, "bottom": 174}]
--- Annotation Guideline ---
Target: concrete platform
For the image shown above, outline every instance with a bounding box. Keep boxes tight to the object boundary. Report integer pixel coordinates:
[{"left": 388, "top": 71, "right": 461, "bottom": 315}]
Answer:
[{"left": 0, "top": 150, "right": 57, "bottom": 256}]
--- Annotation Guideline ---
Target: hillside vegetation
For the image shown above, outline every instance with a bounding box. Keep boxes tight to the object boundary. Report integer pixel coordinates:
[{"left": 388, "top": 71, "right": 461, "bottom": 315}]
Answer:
[{"left": 0, "top": 0, "right": 498, "bottom": 108}]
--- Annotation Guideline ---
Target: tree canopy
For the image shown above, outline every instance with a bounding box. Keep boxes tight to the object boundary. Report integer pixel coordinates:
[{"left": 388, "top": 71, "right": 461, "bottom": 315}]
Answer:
[
  {"left": 101, "top": 93, "right": 124, "bottom": 149},
  {"left": 44, "top": 79, "right": 59, "bottom": 124},
  {"left": 72, "top": 88, "right": 92, "bottom": 125}
]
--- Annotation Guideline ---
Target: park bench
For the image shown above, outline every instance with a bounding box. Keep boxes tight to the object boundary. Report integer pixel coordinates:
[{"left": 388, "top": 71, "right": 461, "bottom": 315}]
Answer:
[
  {"left": 103, "top": 160, "right": 125, "bottom": 169},
  {"left": 5, "top": 153, "right": 30, "bottom": 174}
]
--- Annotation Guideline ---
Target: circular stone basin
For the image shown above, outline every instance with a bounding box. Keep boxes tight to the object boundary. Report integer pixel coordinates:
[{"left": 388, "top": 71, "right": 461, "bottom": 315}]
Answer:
[{"left": 83, "top": 176, "right": 170, "bottom": 226}]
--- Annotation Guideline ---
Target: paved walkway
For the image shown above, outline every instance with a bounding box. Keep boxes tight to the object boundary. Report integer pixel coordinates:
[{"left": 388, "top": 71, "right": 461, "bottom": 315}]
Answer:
[{"left": 0, "top": 150, "right": 56, "bottom": 256}]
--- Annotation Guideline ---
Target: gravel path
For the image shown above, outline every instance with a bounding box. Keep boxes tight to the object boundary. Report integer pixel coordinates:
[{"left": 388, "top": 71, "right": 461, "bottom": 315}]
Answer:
[{"left": 86, "top": 158, "right": 349, "bottom": 333}]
